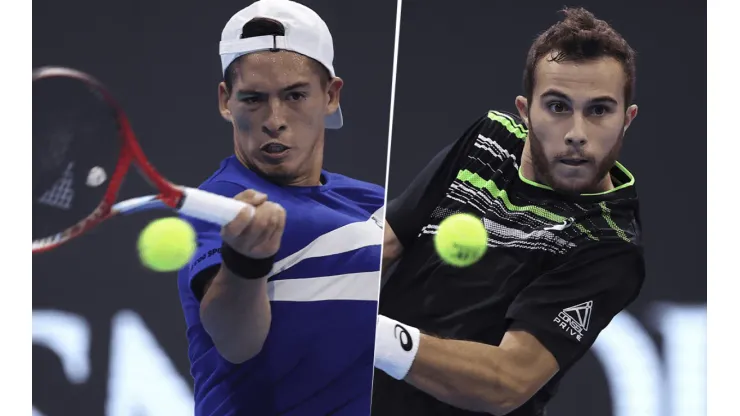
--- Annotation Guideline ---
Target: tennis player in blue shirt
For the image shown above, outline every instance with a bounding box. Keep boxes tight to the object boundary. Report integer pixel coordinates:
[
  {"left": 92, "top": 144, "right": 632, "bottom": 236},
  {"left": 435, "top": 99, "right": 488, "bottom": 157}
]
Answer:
[{"left": 176, "top": 1, "right": 385, "bottom": 415}]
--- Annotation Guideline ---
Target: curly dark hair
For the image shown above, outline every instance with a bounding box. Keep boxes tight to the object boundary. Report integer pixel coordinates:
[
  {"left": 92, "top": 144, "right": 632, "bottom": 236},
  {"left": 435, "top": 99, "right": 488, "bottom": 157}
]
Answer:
[{"left": 523, "top": 7, "right": 637, "bottom": 106}]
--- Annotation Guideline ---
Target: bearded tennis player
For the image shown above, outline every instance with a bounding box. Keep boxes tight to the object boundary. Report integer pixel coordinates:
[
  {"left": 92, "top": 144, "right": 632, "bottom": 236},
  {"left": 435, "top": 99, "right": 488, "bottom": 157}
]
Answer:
[
  {"left": 175, "top": 1, "right": 384, "bottom": 415},
  {"left": 373, "top": 7, "right": 645, "bottom": 416}
]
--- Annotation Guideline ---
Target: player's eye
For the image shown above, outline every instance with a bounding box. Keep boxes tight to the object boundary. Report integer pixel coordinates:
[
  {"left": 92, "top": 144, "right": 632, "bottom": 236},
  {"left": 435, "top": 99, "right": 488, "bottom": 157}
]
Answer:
[
  {"left": 239, "top": 95, "right": 262, "bottom": 105},
  {"left": 286, "top": 92, "right": 307, "bottom": 102},
  {"left": 547, "top": 101, "right": 569, "bottom": 114},
  {"left": 590, "top": 105, "right": 610, "bottom": 116}
]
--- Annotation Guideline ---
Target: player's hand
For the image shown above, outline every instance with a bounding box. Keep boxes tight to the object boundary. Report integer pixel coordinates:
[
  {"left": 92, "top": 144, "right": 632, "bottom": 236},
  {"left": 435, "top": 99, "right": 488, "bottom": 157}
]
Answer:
[{"left": 221, "top": 189, "right": 286, "bottom": 260}]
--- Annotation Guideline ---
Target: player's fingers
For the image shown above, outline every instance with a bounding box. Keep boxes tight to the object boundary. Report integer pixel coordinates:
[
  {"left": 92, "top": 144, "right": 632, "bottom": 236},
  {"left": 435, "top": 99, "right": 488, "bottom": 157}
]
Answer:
[
  {"left": 222, "top": 201, "right": 284, "bottom": 258},
  {"left": 265, "top": 204, "right": 285, "bottom": 242},
  {"left": 244, "top": 202, "right": 284, "bottom": 253},
  {"left": 265, "top": 209, "right": 286, "bottom": 252},
  {"left": 270, "top": 202, "right": 287, "bottom": 235},
  {"left": 234, "top": 203, "right": 275, "bottom": 248},
  {"left": 234, "top": 189, "right": 268, "bottom": 206},
  {"left": 222, "top": 206, "right": 255, "bottom": 237}
]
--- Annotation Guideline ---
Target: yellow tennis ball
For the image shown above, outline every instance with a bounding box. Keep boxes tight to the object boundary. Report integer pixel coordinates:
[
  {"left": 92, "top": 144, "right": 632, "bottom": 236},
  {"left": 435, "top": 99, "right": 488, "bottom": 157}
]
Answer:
[
  {"left": 434, "top": 213, "right": 488, "bottom": 267},
  {"left": 137, "top": 217, "right": 197, "bottom": 272}
]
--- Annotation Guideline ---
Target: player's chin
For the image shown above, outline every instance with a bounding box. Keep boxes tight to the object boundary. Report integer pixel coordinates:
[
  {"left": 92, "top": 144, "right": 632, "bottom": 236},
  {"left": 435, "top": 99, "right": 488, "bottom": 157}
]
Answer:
[
  {"left": 549, "top": 168, "right": 599, "bottom": 194},
  {"left": 253, "top": 160, "right": 300, "bottom": 185}
]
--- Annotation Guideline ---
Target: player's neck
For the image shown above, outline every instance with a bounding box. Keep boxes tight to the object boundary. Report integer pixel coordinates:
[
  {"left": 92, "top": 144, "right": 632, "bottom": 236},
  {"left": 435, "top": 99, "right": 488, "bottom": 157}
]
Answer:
[
  {"left": 286, "top": 143, "right": 324, "bottom": 187},
  {"left": 519, "top": 144, "right": 547, "bottom": 189},
  {"left": 287, "top": 171, "right": 323, "bottom": 187},
  {"left": 293, "top": 137, "right": 325, "bottom": 187},
  {"left": 594, "top": 175, "right": 615, "bottom": 193}
]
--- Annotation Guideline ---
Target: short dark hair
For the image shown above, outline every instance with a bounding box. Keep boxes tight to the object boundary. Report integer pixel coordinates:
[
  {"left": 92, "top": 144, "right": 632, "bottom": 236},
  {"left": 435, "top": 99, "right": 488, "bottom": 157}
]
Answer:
[
  {"left": 523, "top": 7, "right": 637, "bottom": 106},
  {"left": 223, "top": 17, "right": 331, "bottom": 93}
]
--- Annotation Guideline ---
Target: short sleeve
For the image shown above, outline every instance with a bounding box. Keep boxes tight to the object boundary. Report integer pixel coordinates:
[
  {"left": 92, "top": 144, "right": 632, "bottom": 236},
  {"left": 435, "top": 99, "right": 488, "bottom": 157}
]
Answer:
[
  {"left": 183, "top": 180, "right": 245, "bottom": 301},
  {"left": 386, "top": 114, "right": 493, "bottom": 249},
  {"left": 505, "top": 243, "right": 645, "bottom": 371}
]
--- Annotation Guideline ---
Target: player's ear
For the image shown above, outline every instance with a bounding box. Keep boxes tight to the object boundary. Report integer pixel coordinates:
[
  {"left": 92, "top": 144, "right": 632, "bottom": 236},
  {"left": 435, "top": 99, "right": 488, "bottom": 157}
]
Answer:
[
  {"left": 515, "top": 96, "right": 529, "bottom": 128},
  {"left": 623, "top": 104, "right": 638, "bottom": 133},
  {"left": 326, "top": 77, "right": 343, "bottom": 117},
  {"left": 218, "top": 82, "right": 233, "bottom": 122}
]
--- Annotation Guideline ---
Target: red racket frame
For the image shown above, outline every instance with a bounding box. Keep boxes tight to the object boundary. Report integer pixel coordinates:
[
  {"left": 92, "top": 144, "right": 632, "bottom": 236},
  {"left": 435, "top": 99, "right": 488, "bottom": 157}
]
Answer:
[{"left": 33, "top": 67, "right": 186, "bottom": 253}]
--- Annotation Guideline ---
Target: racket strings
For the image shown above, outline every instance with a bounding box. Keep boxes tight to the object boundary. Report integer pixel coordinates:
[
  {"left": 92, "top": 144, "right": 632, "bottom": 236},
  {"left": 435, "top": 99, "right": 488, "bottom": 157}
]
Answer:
[
  {"left": 33, "top": 75, "right": 122, "bottom": 244},
  {"left": 37, "top": 161, "right": 75, "bottom": 210}
]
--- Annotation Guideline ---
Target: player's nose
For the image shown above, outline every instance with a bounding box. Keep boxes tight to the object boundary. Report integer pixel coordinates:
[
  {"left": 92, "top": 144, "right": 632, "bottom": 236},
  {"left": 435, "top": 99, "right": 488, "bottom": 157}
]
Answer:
[
  {"left": 262, "top": 98, "right": 287, "bottom": 138},
  {"left": 564, "top": 136, "right": 587, "bottom": 147},
  {"left": 564, "top": 116, "right": 587, "bottom": 147}
]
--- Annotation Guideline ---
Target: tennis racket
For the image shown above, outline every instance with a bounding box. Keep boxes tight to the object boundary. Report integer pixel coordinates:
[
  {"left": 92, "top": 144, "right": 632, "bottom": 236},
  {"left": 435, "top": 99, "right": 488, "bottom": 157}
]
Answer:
[{"left": 33, "top": 66, "right": 254, "bottom": 253}]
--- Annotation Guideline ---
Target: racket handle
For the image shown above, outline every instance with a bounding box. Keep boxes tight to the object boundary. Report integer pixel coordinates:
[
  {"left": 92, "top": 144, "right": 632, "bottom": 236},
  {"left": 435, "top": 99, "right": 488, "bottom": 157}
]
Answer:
[{"left": 179, "top": 187, "right": 254, "bottom": 226}]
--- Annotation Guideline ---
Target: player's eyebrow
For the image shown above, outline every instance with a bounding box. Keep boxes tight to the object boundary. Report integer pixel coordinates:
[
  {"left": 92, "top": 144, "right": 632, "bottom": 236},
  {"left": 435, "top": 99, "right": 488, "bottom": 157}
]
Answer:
[
  {"left": 541, "top": 89, "right": 618, "bottom": 106},
  {"left": 281, "top": 82, "right": 310, "bottom": 92},
  {"left": 235, "top": 90, "right": 262, "bottom": 99},
  {"left": 236, "top": 82, "right": 311, "bottom": 97},
  {"left": 540, "top": 89, "right": 573, "bottom": 103},
  {"left": 588, "top": 96, "right": 619, "bottom": 106}
]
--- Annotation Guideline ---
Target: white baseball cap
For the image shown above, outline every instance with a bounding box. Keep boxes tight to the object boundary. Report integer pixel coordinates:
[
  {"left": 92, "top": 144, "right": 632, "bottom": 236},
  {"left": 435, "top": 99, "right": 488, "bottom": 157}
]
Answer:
[{"left": 219, "top": 0, "right": 343, "bottom": 129}]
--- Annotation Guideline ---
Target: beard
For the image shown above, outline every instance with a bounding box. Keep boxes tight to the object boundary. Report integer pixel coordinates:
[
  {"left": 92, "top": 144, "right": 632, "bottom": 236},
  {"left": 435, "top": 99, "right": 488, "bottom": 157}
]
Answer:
[{"left": 528, "top": 124, "right": 624, "bottom": 195}]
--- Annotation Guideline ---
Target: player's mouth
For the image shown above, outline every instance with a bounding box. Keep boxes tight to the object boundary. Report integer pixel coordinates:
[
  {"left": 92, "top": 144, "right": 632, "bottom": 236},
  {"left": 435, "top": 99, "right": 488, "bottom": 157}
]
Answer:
[
  {"left": 559, "top": 158, "right": 589, "bottom": 167},
  {"left": 260, "top": 142, "right": 291, "bottom": 158}
]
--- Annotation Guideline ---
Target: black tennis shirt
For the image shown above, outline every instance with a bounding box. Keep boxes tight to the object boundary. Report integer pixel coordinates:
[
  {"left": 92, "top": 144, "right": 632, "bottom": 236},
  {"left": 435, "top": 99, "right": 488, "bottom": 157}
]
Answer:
[{"left": 372, "top": 110, "right": 645, "bottom": 416}]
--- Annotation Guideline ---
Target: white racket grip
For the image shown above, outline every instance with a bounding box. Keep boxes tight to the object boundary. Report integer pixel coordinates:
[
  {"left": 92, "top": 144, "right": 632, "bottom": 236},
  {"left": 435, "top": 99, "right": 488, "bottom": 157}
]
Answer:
[{"left": 179, "top": 187, "right": 254, "bottom": 226}]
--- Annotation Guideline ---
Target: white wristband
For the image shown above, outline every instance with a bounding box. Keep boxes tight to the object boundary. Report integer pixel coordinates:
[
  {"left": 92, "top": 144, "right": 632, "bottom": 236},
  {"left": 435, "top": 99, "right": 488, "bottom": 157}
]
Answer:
[{"left": 374, "top": 315, "right": 421, "bottom": 380}]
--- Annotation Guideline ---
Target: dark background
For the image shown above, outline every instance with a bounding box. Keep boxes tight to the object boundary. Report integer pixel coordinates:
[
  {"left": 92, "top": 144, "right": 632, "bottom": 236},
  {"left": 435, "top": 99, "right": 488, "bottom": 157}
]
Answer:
[
  {"left": 33, "top": 0, "right": 707, "bottom": 415},
  {"left": 388, "top": 1, "right": 706, "bottom": 415},
  {"left": 32, "top": 0, "right": 394, "bottom": 415}
]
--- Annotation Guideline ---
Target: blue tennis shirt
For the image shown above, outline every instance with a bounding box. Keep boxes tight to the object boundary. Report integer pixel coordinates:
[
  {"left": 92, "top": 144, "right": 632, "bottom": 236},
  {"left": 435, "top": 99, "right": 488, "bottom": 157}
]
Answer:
[{"left": 177, "top": 156, "right": 384, "bottom": 416}]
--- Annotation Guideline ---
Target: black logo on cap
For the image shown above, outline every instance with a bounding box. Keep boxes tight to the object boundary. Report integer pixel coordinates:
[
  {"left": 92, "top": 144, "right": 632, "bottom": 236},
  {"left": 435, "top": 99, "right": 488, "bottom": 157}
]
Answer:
[{"left": 393, "top": 324, "right": 413, "bottom": 352}]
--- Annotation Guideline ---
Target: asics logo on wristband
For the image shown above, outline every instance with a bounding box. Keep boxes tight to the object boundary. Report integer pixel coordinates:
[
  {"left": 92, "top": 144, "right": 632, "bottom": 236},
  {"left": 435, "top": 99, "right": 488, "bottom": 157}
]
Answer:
[{"left": 393, "top": 324, "right": 413, "bottom": 351}]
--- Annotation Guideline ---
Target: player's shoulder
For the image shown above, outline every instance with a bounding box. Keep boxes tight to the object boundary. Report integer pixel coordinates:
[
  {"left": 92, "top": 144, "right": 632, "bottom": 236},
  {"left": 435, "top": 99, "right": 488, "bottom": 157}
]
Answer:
[
  {"left": 570, "top": 195, "right": 643, "bottom": 250},
  {"left": 599, "top": 196, "right": 642, "bottom": 246},
  {"left": 577, "top": 237, "right": 645, "bottom": 281},
  {"left": 557, "top": 237, "right": 645, "bottom": 300},
  {"left": 325, "top": 171, "right": 385, "bottom": 196},
  {"left": 559, "top": 220, "right": 645, "bottom": 283},
  {"left": 197, "top": 156, "right": 264, "bottom": 197},
  {"left": 324, "top": 171, "right": 385, "bottom": 213},
  {"left": 468, "top": 109, "right": 527, "bottom": 137},
  {"left": 459, "top": 109, "right": 528, "bottom": 153},
  {"left": 484, "top": 109, "right": 527, "bottom": 135}
]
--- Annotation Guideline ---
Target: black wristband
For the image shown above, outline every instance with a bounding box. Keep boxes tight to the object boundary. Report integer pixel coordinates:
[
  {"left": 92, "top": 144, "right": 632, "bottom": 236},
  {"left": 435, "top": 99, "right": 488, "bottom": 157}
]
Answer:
[{"left": 220, "top": 243, "right": 275, "bottom": 280}]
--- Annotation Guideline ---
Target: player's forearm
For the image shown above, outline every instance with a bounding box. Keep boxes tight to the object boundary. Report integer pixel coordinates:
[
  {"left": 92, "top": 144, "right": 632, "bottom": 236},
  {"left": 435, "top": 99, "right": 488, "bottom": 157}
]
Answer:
[
  {"left": 382, "top": 222, "right": 403, "bottom": 276},
  {"left": 200, "top": 265, "right": 271, "bottom": 364},
  {"left": 406, "top": 335, "right": 531, "bottom": 415},
  {"left": 382, "top": 249, "right": 400, "bottom": 276},
  {"left": 381, "top": 250, "right": 400, "bottom": 288},
  {"left": 374, "top": 316, "right": 532, "bottom": 415}
]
